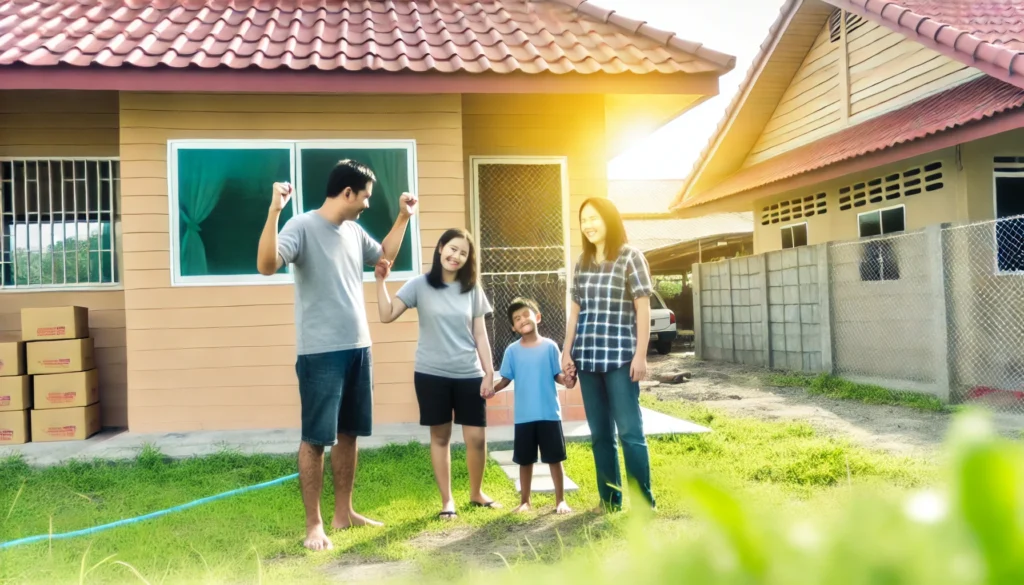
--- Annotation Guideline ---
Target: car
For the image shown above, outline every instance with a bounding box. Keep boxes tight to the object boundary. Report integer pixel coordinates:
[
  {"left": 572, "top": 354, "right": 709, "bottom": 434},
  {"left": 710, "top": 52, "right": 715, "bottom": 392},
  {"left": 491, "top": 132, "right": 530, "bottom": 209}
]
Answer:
[{"left": 649, "top": 290, "right": 677, "bottom": 355}]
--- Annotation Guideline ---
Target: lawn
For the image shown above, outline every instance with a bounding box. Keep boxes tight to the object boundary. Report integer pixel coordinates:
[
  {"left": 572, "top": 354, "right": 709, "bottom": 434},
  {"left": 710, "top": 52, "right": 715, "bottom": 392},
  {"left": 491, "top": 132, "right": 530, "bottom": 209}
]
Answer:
[{"left": 0, "top": 397, "right": 937, "bottom": 585}]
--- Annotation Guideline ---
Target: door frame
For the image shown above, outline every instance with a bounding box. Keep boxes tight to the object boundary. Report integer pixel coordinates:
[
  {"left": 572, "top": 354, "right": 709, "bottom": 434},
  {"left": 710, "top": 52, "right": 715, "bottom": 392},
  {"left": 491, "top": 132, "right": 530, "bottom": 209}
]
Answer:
[{"left": 469, "top": 156, "right": 572, "bottom": 317}]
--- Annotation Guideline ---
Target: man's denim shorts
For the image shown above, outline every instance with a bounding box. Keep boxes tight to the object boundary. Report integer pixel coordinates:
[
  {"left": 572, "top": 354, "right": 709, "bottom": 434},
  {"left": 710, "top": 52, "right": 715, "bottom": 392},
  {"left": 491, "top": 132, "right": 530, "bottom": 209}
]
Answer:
[{"left": 296, "top": 347, "right": 373, "bottom": 446}]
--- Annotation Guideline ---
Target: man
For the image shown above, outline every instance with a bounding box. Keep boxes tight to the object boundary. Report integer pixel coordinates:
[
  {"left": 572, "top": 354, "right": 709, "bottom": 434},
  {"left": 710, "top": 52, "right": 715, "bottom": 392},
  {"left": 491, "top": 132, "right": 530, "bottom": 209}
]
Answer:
[{"left": 257, "top": 159, "right": 417, "bottom": 551}]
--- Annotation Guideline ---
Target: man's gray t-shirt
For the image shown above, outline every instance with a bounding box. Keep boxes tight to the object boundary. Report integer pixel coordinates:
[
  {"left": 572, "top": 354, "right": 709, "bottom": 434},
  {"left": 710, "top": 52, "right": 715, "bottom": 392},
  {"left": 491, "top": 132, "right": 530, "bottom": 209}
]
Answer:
[
  {"left": 278, "top": 211, "right": 382, "bottom": 355},
  {"left": 396, "top": 275, "right": 492, "bottom": 379}
]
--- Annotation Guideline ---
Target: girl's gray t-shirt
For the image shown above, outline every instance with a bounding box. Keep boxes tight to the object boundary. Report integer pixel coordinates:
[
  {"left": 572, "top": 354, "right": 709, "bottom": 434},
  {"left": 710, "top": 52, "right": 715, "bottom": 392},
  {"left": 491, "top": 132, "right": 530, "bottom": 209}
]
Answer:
[{"left": 396, "top": 275, "right": 492, "bottom": 379}]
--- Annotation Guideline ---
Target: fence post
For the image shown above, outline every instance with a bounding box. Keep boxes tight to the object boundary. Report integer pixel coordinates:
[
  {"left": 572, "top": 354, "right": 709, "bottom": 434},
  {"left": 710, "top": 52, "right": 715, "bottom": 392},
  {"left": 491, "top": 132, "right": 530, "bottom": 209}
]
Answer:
[
  {"left": 756, "top": 254, "right": 771, "bottom": 367},
  {"left": 926, "top": 224, "right": 951, "bottom": 402},
  {"left": 692, "top": 263, "right": 703, "bottom": 360},
  {"left": 817, "top": 243, "right": 834, "bottom": 374},
  {"left": 722, "top": 259, "right": 736, "bottom": 363}
]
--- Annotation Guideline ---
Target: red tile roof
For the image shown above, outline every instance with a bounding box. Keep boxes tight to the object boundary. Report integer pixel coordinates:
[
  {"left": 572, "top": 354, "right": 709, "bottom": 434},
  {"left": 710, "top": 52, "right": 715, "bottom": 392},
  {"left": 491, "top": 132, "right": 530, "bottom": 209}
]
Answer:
[
  {"left": 0, "top": 0, "right": 734, "bottom": 75},
  {"left": 830, "top": 0, "right": 1024, "bottom": 87},
  {"left": 680, "top": 76, "right": 1024, "bottom": 208}
]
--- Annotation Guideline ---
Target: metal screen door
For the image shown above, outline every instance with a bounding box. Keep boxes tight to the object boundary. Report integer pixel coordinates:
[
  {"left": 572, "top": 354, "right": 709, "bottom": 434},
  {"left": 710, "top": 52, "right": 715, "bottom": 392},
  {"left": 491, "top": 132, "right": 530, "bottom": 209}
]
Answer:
[{"left": 471, "top": 158, "right": 570, "bottom": 370}]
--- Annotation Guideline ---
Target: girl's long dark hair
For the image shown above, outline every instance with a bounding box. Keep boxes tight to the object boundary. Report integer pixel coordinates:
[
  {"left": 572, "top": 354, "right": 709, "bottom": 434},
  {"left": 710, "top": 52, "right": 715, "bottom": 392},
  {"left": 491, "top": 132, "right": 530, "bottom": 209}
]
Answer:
[
  {"left": 579, "top": 197, "right": 628, "bottom": 267},
  {"left": 426, "top": 228, "right": 478, "bottom": 293}
]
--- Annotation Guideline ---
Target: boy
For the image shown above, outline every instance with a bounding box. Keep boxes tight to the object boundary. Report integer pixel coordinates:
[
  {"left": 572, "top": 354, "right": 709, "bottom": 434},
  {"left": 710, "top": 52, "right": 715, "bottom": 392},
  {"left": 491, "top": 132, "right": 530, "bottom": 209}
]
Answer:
[{"left": 494, "top": 297, "right": 576, "bottom": 515}]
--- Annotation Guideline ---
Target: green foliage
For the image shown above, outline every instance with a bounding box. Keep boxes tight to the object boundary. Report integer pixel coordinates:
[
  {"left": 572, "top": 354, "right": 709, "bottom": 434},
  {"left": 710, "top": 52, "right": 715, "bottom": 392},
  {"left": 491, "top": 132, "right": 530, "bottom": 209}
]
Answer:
[{"left": 765, "top": 373, "right": 947, "bottom": 412}]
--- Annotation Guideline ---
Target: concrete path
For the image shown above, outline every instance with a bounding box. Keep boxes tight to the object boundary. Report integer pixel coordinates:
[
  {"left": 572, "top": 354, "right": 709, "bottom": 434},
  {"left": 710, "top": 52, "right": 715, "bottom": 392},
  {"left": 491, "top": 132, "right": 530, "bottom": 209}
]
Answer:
[
  {"left": 490, "top": 449, "right": 580, "bottom": 494},
  {"left": 1, "top": 407, "right": 709, "bottom": 467}
]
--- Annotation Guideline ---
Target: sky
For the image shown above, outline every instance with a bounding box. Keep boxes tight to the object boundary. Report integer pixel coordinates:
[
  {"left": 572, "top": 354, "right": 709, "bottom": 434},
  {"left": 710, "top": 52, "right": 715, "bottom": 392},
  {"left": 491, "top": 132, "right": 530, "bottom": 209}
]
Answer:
[{"left": 600, "top": 0, "right": 786, "bottom": 181}]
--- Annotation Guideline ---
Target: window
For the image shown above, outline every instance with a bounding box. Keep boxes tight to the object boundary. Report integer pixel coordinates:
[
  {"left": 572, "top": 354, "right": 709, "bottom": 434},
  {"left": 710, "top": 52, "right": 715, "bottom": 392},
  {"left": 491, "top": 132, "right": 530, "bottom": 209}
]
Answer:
[
  {"left": 857, "top": 205, "right": 904, "bottom": 281},
  {"left": 781, "top": 223, "right": 808, "bottom": 249},
  {"left": 168, "top": 140, "right": 419, "bottom": 286},
  {"left": 858, "top": 205, "right": 905, "bottom": 238},
  {"left": 1, "top": 159, "right": 119, "bottom": 289},
  {"left": 993, "top": 165, "right": 1024, "bottom": 273}
]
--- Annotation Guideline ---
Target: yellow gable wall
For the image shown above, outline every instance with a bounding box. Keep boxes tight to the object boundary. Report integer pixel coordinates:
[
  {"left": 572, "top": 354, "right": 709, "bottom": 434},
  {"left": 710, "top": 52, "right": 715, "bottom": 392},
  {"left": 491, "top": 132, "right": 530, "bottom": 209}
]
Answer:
[
  {"left": 0, "top": 90, "right": 129, "bottom": 427},
  {"left": 118, "top": 93, "right": 464, "bottom": 432},
  {"left": 745, "top": 13, "right": 981, "bottom": 167}
]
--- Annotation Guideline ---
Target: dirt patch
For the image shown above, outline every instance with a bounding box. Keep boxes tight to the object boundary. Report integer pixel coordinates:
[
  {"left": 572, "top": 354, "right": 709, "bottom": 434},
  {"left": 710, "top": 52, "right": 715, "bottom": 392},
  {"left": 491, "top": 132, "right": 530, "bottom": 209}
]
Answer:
[
  {"left": 323, "top": 513, "right": 599, "bottom": 582},
  {"left": 645, "top": 351, "right": 957, "bottom": 458}
]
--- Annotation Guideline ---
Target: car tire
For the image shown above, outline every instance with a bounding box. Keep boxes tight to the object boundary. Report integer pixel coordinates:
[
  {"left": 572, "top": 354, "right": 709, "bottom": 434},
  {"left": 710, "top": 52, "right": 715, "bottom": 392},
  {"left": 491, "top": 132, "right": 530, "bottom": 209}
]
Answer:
[{"left": 656, "top": 339, "right": 672, "bottom": 355}]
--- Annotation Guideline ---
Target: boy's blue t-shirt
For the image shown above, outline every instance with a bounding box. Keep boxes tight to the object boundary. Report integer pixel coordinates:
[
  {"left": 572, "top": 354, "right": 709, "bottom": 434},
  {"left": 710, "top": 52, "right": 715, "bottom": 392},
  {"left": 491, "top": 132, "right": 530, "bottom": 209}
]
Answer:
[{"left": 499, "top": 337, "right": 563, "bottom": 424}]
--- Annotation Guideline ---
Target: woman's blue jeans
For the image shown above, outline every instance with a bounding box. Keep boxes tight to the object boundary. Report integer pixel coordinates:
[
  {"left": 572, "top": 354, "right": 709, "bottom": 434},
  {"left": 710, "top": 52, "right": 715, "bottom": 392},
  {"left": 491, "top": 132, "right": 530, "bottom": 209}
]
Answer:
[{"left": 577, "top": 364, "right": 655, "bottom": 509}]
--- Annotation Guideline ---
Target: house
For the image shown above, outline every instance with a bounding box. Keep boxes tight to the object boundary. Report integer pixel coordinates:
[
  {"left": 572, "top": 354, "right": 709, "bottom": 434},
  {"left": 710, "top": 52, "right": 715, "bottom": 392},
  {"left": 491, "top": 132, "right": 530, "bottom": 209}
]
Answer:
[
  {"left": 671, "top": 0, "right": 1024, "bottom": 263},
  {"left": 0, "top": 0, "right": 734, "bottom": 432},
  {"left": 671, "top": 0, "right": 1024, "bottom": 404}
]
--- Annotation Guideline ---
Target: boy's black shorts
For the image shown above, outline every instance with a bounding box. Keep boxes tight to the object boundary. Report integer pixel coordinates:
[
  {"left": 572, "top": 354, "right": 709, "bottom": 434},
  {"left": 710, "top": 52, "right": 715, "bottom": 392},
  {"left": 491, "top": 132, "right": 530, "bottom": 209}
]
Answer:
[{"left": 513, "top": 420, "right": 567, "bottom": 465}]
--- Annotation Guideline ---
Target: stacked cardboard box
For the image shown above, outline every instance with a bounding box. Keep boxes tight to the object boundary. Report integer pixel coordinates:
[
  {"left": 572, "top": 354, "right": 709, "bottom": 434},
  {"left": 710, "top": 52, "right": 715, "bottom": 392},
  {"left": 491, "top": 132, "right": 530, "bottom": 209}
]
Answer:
[
  {"left": 0, "top": 338, "right": 30, "bottom": 445},
  {"left": 23, "top": 307, "right": 101, "bottom": 442}
]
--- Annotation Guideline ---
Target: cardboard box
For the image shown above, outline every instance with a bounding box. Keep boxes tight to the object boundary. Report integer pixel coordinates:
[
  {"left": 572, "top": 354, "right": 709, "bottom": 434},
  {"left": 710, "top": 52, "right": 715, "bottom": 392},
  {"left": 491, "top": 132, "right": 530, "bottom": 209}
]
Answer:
[
  {"left": 0, "top": 410, "right": 30, "bottom": 445},
  {"left": 33, "top": 369, "right": 99, "bottom": 410},
  {"left": 21, "top": 306, "right": 89, "bottom": 341},
  {"left": 0, "top": 340, "right": 25, "bottom": 377},
  {"left": 0, "top": 376, "right": 31, "bottom": 412},
  {"left": 27, "top": 338, "right": 95, "bottom": 375},
  {"left": 31, "top": 403, "right": 101, "bottom": 442}
]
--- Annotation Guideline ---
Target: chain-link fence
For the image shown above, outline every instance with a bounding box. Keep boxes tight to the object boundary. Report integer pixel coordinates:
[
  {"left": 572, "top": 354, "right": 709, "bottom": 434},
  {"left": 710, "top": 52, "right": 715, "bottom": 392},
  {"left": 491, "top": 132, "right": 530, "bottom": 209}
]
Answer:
[
  {"left": 475, "top": 162, "right": 567, "bottom": 370},
  {"left": 829, "top": 230, "right": 939, "bottom": 389},
  {"left": 945, "top": 215, "right": 1024, "bottom": 412},
  {"left": 693, "top": 214, "right": 1024, "bottom": 415}
]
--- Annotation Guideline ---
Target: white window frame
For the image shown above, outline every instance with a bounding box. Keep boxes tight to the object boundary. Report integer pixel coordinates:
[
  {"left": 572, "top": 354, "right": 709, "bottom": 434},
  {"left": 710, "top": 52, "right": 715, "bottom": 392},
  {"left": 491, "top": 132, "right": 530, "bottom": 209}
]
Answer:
[
  {"left": 780, "top": 221, "right": 808, "bottom": 249},
  {"left": 857, "top": 204, "right": 906, "bottom": 238},
  {"left": 1, "top": 156, "right": 123, "bottom": 292},
  {"left": 992, "top": 168, "right": 1024, "bottom": 275},
  {"left": 167, "top": 139, "right": 420, "bottom": 287}
]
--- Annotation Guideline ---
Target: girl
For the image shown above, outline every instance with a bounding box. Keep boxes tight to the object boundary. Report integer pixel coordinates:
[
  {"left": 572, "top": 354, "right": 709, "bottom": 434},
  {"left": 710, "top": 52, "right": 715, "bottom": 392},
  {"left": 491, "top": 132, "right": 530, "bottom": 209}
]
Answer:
[
  {"left": 561, "top": 198, "right": 656, "bottom": 511},
  {"left": 376, "top": 228, "right": 501, "bottom": 519}
]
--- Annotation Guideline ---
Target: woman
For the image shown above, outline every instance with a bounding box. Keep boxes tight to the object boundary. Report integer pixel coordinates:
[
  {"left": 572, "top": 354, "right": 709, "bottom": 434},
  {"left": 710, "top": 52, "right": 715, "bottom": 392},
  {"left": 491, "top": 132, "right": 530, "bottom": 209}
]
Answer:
[
  {"left": 561, "top": 198, "right": 655, "bottom": 511},
  {"left": 376, "top": 228, "right": 502, "bottom": 519}
]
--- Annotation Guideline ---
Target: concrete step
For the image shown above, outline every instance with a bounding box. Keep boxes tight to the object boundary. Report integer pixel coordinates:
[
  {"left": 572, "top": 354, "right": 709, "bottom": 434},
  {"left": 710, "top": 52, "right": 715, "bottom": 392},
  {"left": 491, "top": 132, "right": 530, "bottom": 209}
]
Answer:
[{"left": 490, "top": 449, "right": 579, "bottom": 493}]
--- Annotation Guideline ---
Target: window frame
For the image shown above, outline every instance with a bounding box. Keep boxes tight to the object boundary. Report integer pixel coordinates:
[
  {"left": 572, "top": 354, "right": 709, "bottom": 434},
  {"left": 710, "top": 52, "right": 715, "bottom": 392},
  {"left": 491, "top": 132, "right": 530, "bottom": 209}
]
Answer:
[
  {"left": 0, "top": 156, "right": 123, "bottom": 293},
  {"left": 992, "top": 169, "right": 1024, "bottom": 276},
  {"left": 167, "top": 139, "right": 421, "bottom": 287},
  {"left": 856, "top": 204, "right": 906, "bottom": 238},
  {"left": 780, "top": 221, "right": 808, "bottom": 249}
]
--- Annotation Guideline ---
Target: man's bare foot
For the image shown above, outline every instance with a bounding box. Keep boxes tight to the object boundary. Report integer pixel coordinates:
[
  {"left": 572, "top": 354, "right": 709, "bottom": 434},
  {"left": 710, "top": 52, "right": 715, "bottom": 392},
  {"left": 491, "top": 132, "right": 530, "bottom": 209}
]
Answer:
[
  {"left": 304, "top": 524, "right": 334, "bottom": 551},
  {"left": 513, "top": 502, "right": 532, "bottom": 514},
  {"left": 331, "top": 511, "right": 384, "bottom": 530},
  {"left": 555, "top": 501, "right": 572, "bottom": 515}
]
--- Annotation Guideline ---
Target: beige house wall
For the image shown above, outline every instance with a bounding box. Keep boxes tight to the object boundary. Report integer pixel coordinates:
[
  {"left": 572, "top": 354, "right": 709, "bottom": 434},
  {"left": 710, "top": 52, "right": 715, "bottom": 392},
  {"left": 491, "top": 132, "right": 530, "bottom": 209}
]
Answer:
[{"left": 0, "top": 90, "right": 129, "bottom": 427}]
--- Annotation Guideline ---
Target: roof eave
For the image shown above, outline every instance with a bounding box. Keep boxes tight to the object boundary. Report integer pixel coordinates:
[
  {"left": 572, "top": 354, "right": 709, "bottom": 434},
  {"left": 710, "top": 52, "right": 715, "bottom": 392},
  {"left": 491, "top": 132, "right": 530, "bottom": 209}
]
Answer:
[
  {"left": 0, "top": 64, "right": 724, "bottom": 95},
  {"left": 671, "top": 0, "right": 806, "bottom": 209},
  {"left": 672, "top": 105, "right": 1024, "bottom": 215}
]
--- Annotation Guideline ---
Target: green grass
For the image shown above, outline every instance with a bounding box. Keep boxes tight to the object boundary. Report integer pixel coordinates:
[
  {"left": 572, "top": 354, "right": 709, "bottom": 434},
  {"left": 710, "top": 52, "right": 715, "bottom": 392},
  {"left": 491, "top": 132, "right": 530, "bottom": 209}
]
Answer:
[
  {"left": 0, "top": 402, "right": 937, "bottom": 584},
  {"left": 765, "top": 373, "right": 948, "bottom": 412}
]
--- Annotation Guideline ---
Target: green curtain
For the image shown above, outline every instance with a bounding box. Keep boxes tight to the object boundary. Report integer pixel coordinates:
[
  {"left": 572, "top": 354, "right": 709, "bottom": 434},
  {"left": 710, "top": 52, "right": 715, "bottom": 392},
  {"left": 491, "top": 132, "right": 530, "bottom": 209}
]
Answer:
[
  {"left": 178, "top": 152, "right": 228, "bottom": 276},
  {"left": 362, "top": 149, "right": 408, "bottom": 220}
]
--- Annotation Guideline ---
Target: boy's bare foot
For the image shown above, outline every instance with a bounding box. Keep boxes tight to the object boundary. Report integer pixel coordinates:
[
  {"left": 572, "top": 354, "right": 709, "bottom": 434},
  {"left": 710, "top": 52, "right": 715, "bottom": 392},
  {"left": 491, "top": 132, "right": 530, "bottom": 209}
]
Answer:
[
  {"left": 513, "top": 502, "right": 532, "bottom": 514},
  {"left": 331, "top": 511, "right": 384, "bottom": 530},
  {"left": 555, "top": 501, "right": 572, "bottom": 515},
  {"left": 304, "top": 523, "right": 334, "bottom": 551}
]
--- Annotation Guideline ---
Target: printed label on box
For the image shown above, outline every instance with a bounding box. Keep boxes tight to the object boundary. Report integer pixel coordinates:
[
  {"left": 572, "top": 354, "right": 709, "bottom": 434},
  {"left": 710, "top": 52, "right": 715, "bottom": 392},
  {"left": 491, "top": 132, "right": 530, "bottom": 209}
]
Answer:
[
  {"left": 47, "top": 425, "right": 77, "bottom": 438},
  {"left": 0, "top": 430, "right": 11, "bottom": 441},
  {"left": 42, "top": 359, "right": 72, "bottom": 367},
  {"left": 0, "top": 395, "right": 9, "bottom": 406},
  {"left": 47, "top": 392, "right": 78, "bottom": 404},
  {"left": 38, "top": 326, "right": 67, "bottom": 337}
]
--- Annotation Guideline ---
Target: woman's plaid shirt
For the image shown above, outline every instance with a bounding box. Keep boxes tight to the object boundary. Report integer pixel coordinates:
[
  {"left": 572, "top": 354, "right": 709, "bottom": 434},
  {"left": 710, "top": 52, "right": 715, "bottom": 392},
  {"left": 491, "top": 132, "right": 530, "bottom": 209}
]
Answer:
[{"left": 570, "top": 244, "right": 653, "bottom": 373}]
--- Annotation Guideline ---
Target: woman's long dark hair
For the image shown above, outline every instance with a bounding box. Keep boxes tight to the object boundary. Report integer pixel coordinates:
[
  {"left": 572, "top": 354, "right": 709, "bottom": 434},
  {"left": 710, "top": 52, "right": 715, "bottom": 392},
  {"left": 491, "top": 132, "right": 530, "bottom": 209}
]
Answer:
[
  {"left": 579, "top": 197, "right": 628, "bottom": 268},
  {"left": 426, "top": 228, "right": 478, "bottom": 293}
]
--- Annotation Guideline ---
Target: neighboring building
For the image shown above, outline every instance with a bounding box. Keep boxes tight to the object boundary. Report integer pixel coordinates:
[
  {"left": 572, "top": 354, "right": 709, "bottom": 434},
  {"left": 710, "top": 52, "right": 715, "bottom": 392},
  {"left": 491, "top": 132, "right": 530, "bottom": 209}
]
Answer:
[
  {"left": 672, "top": 0, "right": 1024, "bottom": 263},
  {"left": 611, "top": 180, "right": 754, "bottom": 273},
  {"left": 0, "top": 0, "right": 733, "bottom": 432}
]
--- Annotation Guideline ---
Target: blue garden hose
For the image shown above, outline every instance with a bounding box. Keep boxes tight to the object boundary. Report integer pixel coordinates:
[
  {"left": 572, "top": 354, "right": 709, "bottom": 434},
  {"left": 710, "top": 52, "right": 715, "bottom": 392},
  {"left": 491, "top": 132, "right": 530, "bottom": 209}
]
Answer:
[{"left": 0, "top": 473, "right": 299, "bottom": 551}]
